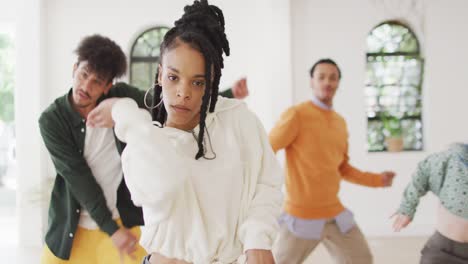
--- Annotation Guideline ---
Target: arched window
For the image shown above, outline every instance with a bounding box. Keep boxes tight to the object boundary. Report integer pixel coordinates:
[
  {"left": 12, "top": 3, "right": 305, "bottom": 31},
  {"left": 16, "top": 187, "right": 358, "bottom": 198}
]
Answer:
[
  {"left": 366, "top": 21, "right": 424, "bottom": 152},
  {"left": 129, "top": 27, "right": 169, "bottom": 91}
]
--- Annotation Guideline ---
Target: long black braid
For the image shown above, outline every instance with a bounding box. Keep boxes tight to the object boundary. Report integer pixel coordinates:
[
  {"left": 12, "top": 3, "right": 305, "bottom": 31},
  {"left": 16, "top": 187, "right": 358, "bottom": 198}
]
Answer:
[{"left": 150, "top": 0, "right": 229, "bottom": 160}]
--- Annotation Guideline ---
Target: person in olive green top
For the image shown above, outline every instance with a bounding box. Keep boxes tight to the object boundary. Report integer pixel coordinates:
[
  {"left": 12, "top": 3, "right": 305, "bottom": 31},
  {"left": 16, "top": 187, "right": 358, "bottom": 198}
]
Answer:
[
  {"left": 392, "top": 143, "right": 468, "bottom": 263},
  {"left": 39, "top": 34, "right": 246, "bottom": 264}
]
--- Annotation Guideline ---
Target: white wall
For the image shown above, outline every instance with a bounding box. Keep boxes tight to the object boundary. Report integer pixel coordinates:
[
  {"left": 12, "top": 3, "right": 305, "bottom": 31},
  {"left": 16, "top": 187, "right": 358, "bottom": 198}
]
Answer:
[
  {"left": 240, "top": 0, "right": 293, "bottom": 130},
  {"left": 425, "top": 0, "right": 468, "bottom": 149},
  {"left": 2, "top": 0, "right": 52, "bottom": 248},
  {"left": 0, "top": 0, "right": 16, "bottom": 23},
  {"left": 290, "top": 0, "right": 468, "bottom": 236},
  {"left": 15, "top": 0, "right": 48, "bottom": 246}
]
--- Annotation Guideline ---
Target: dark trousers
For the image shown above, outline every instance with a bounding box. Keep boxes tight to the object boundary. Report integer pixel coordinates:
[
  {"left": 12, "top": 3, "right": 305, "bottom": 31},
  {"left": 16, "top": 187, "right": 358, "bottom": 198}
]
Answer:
[{"left": 420, "top": 231, "right": 468, "bottom": 264}]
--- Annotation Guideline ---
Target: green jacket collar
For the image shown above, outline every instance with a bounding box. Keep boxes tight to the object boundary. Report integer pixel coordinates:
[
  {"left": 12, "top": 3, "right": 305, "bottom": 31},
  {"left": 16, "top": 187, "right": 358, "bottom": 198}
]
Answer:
[{"left": 62, "top": 88, "right": 85, "bottom": 128}]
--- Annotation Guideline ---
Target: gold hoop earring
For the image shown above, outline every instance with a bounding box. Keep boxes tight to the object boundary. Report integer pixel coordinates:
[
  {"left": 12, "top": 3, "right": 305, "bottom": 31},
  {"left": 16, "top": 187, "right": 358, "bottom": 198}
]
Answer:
[{"left": 144, "top": 84, "right": 164, "bottom": 109}]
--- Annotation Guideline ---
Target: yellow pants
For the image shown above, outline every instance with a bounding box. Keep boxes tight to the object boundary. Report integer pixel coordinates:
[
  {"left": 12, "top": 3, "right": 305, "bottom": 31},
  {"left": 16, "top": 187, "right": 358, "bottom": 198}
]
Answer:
[{"left": 41, "top": 220, "right": 147, "bottom": 264}]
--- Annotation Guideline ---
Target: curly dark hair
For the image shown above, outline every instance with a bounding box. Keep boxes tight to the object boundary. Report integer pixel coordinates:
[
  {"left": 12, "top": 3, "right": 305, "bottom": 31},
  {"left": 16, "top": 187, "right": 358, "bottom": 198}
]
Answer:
[
  {"left": 75, "top": 34, "right": 127, "bottom": 83},
  {"left": 151, "top": 0, "right": 230, "bottom": 160}
]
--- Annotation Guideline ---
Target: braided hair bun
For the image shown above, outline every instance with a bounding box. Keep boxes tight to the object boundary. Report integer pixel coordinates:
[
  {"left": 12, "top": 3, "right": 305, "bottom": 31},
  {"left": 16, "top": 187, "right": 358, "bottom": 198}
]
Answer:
[{"left": 151, "top": 0, "right": 230, "bottom": 160}]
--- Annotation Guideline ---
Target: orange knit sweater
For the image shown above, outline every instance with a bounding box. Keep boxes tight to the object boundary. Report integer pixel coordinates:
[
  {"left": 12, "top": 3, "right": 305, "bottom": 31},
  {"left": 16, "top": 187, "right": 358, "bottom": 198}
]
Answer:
[{"left": 269, "top": 101, "right": 384, "bottom": 219}]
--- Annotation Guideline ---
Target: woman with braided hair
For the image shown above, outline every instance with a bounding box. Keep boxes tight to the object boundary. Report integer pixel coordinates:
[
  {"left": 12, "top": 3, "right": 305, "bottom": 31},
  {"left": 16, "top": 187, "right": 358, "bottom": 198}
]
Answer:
[{"left": 87, "top": 1, "right": 283, "bottom": 263}]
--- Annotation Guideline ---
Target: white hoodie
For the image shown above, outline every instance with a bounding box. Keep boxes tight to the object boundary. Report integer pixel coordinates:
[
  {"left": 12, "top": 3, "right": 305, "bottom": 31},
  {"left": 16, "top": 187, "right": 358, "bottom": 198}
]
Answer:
[{"left": 112, "top": 97, "right": 283, "bottom": 264}]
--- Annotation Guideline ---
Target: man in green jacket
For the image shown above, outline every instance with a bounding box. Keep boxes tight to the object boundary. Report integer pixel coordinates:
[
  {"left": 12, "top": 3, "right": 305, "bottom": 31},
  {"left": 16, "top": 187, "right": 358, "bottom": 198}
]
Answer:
[
  {"left": 39, "top": 34, "right": 245, "bottom": 264},
  {"left": 39, "top": 34, "right": 148, "bottom": 264}
]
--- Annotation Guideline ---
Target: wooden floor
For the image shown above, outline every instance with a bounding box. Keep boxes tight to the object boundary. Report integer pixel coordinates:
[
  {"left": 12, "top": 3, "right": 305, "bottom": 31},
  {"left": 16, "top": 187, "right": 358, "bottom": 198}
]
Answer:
[
  {"left": 304, "top": 236, "right": 427, "bottom": 264},
  {"left": 0, "top": 236, "right": 428, "bottom": 264},
  {"left": 0, "top": 187, "right": 428, "bottom": 264}
]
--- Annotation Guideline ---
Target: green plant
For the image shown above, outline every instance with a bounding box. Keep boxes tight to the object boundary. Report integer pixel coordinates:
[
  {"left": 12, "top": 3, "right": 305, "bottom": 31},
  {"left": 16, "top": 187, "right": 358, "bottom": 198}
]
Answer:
[
  {"left": 381, "top": 112, "right": 402, "bottom": 138},
  {"left": 0, "top": 33, "right": 15, "bottom": 123}
]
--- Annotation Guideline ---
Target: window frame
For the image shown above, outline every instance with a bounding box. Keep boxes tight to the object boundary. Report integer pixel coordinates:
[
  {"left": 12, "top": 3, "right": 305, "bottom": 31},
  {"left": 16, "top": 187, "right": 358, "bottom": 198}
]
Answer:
[
  {"left": 366, "top": 21, "right": 424, "bottom": 152},
  {"left": 129, "top": 26, "right": 169, "bottom": 89}
]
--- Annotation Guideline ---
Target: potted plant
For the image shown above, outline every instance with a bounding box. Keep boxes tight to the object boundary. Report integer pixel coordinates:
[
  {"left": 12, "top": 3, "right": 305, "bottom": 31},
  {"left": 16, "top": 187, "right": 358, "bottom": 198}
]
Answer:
[{"left": 381, "top": 112, "right": 404, "bottom": 152}]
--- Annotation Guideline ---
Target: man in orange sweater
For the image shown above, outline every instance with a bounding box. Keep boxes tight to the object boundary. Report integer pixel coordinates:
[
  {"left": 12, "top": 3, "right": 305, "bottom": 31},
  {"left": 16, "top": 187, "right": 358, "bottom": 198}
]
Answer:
[{"left": 270, "top": 59, "right": 396, "bottom": 264}]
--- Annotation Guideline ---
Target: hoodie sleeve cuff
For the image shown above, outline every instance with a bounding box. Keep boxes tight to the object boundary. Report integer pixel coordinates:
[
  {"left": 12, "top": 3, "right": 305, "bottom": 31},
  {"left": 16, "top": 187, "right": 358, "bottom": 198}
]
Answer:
[
  {"left": 243, "top": 232, "right": 273, "bottom": 252},
  {"left": 112, "top": 98, "right": 151, "bottom": 143}
]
